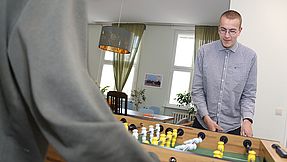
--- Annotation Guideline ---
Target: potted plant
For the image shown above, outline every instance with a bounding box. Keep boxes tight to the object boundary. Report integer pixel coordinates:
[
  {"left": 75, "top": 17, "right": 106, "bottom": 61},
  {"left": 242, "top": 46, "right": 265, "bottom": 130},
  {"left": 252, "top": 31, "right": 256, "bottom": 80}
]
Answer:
[
  {"left": 131, "top": 89, "right": 146, "bottom": 111},
  {"left": 174, "top": 91, "right": 197, "bottom": 121}
]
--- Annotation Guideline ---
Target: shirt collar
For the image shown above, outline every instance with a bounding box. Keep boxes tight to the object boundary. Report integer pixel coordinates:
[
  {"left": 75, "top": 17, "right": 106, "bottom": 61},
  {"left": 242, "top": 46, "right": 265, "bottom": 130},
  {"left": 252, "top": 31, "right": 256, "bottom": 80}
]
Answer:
[{"left": 217, "top": 40, "right": 239, "bottom": 53}]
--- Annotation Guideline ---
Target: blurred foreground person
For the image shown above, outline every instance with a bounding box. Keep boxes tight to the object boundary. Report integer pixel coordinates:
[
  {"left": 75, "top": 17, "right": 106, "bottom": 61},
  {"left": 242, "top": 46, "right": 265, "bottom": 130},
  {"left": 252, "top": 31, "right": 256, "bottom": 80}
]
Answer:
[{"left": 0, "top": 0, "right": 158, "bottom": 161}]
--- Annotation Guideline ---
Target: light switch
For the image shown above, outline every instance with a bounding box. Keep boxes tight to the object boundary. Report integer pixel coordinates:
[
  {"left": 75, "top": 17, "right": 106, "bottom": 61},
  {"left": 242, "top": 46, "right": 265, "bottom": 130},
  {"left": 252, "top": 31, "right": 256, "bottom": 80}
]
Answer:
[{"left": 275, "top": 108, "right": 283, "bottom": 116}]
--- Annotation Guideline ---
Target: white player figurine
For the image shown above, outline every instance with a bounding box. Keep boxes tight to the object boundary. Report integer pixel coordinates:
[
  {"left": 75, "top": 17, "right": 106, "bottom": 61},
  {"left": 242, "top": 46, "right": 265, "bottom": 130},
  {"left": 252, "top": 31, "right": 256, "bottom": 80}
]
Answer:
[
  {"left": 149, "top": 125, "right": 154, "bottom": 143},
  {"left": 141, "top": 127, "right": 147, "bottom": 143},
  {"left": 175, "top": 137, "right": 203, "bottom": 151},
  {"left": 184, "top": 137, "right": 203, "bottom": 145},
  {"left": 132, "top": 129, "right": 139, "bottom": 140},
  {"left": 155, "top": 124, "right": 160, "bottom": 139}
]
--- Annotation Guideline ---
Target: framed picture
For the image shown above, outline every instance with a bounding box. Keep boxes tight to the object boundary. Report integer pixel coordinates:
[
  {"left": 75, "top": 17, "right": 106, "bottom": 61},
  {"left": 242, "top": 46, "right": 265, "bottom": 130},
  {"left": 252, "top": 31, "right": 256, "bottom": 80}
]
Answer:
[{"left": 144, "top": 73, "right": 163, "bottom": 88}]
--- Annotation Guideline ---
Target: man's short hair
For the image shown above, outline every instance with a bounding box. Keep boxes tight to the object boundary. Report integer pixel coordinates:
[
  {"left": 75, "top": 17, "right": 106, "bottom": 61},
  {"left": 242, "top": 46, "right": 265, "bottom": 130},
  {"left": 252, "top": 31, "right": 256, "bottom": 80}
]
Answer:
[{"left": 220, "top": 10, "right": 242, "bottom": 27}]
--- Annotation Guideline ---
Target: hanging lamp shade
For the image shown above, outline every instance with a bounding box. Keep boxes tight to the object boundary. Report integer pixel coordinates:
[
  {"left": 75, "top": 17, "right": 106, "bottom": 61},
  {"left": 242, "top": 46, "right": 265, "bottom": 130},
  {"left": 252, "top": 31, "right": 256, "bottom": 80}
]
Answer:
[{"left": 98, "top": 26, "right": 133, "bottom": 54}]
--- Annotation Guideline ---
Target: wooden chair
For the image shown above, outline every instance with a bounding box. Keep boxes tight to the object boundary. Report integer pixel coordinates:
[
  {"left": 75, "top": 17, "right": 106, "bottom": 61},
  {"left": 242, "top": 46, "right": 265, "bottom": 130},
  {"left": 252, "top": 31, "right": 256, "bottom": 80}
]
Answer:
[{"left": 106, "top": 91, "right": 128, "bottom": 115}]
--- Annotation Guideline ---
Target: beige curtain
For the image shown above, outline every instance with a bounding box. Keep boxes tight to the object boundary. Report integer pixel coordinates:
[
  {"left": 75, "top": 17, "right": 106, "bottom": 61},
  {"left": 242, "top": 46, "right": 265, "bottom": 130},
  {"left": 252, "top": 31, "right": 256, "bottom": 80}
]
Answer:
[
  {"left": 112, "top": 23, "right": 146, "bottom": 91},
  {"left": 191, "top": 26, "right": 219, "bottom": 85},
  {"left": 194, "top": 25, "right": 219, "bottom": 57}
]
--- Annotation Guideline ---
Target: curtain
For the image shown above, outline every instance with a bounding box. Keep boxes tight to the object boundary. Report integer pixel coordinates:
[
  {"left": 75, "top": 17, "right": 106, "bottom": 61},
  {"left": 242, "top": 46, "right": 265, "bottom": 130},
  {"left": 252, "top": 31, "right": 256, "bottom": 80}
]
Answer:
[
  {"left": 112, "top": 23, "right": 146, "bottom": 92},
  {"left": 194, "top": 25, "right": 219, "bottom": 57},
  {"left": 191, "top": 26, "right": 219, "bottom": 87}
]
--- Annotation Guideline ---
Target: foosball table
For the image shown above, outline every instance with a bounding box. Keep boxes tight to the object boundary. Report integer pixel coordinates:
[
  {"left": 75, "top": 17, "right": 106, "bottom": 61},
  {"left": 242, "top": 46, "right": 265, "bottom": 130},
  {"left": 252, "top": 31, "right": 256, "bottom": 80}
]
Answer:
[{"left": 45, "top": 114, "right": 287, "bottom": 162}]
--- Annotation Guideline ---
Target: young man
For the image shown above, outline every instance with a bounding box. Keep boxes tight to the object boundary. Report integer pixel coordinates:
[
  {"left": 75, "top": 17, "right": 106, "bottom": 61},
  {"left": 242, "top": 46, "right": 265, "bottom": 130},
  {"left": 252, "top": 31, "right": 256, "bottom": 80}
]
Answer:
[
  {"left": 0, "top": 0, "right": 158, "bottom": 162},
  {"left": 192, "top": 10, "right": 257, "bottom": 137}
]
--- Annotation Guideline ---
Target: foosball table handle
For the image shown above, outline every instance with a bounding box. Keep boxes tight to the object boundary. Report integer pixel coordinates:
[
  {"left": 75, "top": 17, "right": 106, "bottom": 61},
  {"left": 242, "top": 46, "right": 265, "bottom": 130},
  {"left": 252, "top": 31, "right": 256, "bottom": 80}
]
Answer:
[
  {"left": 120, "top": 118, "right": 127, "bottom": 123},
  {"left": 272, "top": 144, "right": 287, "bottom": 158},
  {"left": 177, "top": 128, "right": 184, "bottom": 136},
  {"left": 243, "top": 139, "right": 252, "bottom": 153},
  {"left": 198, "top": 132, "right": 206, "bottom": 140},
  {"left": 169, "top": 156, "right": 177, "bottom": 162},
  {"left": 220, "top": 135, "right": 228, "bottom": 144}
]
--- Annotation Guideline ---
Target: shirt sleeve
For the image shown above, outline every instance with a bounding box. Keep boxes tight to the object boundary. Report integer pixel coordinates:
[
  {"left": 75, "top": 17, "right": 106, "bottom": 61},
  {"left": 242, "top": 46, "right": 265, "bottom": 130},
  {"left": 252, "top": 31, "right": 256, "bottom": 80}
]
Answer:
[
  {"left": 240, "top": 54, "right": 257, "bottom": 120},
  {"left": 8, "top": 0, "right": 156, "bottom": 162},
  {"left": 191, "top": 48, "right": 209, "bottom": 118}
]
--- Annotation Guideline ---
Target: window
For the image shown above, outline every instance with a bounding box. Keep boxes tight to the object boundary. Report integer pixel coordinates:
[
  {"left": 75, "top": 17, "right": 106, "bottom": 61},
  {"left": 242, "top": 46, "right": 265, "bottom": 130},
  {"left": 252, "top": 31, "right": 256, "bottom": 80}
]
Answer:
[
  {"left": 169, "top": 31, "right": 195, "bottom": 105},
  {"left": 100, "top": 51, "right": 136, "bottom": 96}
]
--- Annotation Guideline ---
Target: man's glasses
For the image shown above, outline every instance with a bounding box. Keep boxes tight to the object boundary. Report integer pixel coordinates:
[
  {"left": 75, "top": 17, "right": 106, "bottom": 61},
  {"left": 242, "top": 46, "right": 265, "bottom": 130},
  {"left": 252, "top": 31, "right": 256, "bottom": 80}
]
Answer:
[{"left": 218, "top": 27, "right": 238, "bottom": 36}]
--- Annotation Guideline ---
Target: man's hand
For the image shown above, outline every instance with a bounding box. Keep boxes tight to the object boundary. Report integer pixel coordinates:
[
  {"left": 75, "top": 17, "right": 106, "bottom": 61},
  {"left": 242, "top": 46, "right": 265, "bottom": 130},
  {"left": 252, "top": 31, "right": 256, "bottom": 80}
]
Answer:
[
  {"left": 203, "top": 115, "right": 223, "bottom": 132},
  {"left": 241, "top": 119, "right": 253, "bottom": 137}
]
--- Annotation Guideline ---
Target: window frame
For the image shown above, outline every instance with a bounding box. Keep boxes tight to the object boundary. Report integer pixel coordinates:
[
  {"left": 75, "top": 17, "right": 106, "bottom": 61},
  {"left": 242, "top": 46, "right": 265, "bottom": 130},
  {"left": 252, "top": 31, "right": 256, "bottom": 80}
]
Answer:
[
  {"left": 166, "top": 29, "right": 195, "bottom": 107},
  {"left": 98, "top": 50, "right": 140, "bottom": 97}
]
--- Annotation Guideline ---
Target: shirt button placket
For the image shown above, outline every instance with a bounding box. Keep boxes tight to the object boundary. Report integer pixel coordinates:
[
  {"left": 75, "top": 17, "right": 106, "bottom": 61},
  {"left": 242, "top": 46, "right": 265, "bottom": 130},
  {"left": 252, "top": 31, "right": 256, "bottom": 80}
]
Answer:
[{"left": 218, "top": 51, "right": 229, "bottom": 124}]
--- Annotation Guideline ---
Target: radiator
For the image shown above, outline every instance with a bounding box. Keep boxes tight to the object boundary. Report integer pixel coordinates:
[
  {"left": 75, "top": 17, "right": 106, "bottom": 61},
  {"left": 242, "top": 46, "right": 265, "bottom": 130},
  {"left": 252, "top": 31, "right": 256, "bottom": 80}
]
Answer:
[{"left": 172, "top": 112, "right": 191, "bottom": 124}]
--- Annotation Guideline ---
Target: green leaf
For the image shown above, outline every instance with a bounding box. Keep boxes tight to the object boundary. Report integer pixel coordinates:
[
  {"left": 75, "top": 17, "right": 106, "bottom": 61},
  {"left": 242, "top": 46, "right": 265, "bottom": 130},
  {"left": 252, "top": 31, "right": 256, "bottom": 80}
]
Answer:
[{"left": 174, "top": 91, "right": 197, "bottom": 115}]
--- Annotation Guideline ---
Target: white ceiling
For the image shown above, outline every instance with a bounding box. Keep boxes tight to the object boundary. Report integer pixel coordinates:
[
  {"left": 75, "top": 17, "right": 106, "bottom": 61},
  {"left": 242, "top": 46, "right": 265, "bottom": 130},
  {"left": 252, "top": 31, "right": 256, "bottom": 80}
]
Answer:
[{"left": 87, "top": 0, "right": 230, "bottom": 25}]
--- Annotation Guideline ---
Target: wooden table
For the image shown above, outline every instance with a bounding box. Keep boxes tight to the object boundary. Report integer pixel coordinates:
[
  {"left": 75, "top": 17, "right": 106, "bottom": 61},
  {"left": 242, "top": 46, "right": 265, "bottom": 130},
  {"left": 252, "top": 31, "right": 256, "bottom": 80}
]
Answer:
[{"left": 125, "top": 109, "right": 174, "bottom": 122}]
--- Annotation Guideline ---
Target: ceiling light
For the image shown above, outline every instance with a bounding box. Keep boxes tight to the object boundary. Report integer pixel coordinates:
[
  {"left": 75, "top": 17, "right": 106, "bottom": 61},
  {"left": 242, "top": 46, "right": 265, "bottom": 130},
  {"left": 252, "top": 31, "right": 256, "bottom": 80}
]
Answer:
[
  {"left": 98, "top": 26, "right": 133, "bottom": 54},
  {"left": 98, "top": 0, "right": 133, "bottom": 54}
]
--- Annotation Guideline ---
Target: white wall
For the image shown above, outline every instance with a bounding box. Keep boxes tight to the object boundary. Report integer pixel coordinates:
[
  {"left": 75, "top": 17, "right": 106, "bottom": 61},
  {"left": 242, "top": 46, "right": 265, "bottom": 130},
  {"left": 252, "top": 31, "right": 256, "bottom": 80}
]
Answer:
[
  {"left": 136, "top": 25, "right": 176, "bottom": 113},
  {"left": 137, "top": 25, "right": 195, "bottom": 115},
  {"left": 231, "top": 0, "right": 287, "bottom": 146}
]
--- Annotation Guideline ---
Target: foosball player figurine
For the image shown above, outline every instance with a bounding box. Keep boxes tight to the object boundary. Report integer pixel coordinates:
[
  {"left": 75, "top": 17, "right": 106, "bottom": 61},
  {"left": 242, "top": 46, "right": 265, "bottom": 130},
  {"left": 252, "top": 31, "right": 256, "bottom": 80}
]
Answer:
[
  {"left": 217, "top": 141, "right": 225, "bottom": 153},
  {"left": 155, "top": 124, "right": 161, "bottom": 139},
  {"left": 243, "top": 140, "right": 256, "bottom": 162},
  {"left": 171, "top": 137, "right": 177, "bottom": 148},
  {"left": 141, "top": 127, "right": 148, "bottom": 143},
  {"left": 171, "top": 129, "right": 178, "bottom": 147},
  {"left": 142, "top": 140, "right": 150, "bottom": 144},
  {"left": 166, "top": 131, "right": 173, "bottom": 148},
  {"left": 159, "top": 134, "right": 166, "bottom": 147},
  {"left": 132, "top": 129, "right": 139, "bottom": 140},
  {"left": 120, "top": 118, "right": 129, "bottom": 131},
  {"left": 174, "top": 132, "right": 205, "bottom": 151},
  {"left": 142, "top": 127, "right": 150, "bottom": 144},
  {"left": 218, "top": 135, "right": 228, "bottom": 152},
  {"left": 213, "top": 150, "right": 223, "bottom": 158},
  {"left": 214, "top": 141, "right": 224, "bottom": 159},
  {"left": 247, "top": 150, "right": 256, "bottom": 162},
  {"left": 151, "top": 137, "right": 159, "bottom": 146},
  {"left": 149, "top": 125, "right": 155, "bottom": 143},
  {"left": 124, "top": 122, "right": 129, "bottom": 131},
  {"left": 213, "top": 135, "right": 228, "bottom": 158},
  {"left": 172, "top": 129, "right": 178, "bottom": 138},
  {"left": 122, "top": 122, "right": 137, "bottom": 132},
  {"left": 182, "top": 132, "right": 205, "bottom": 145},
  {"left": 119, "top": 118, "right": 139, "bottom": 132}
]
